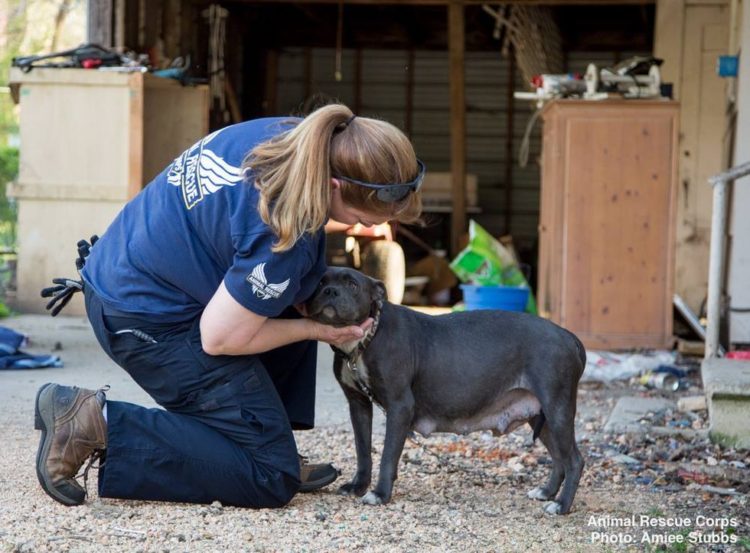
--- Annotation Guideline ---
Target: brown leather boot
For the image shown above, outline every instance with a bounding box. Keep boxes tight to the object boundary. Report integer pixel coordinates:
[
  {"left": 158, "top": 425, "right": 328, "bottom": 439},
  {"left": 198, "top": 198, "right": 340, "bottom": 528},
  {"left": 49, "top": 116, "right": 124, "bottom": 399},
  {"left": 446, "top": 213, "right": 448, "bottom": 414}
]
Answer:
[
  {"left": 34, "top": 383, "right": 107, "bottom": 506},
  {"left": 298, "top": 455, "right": 340, "bottom": 493}
]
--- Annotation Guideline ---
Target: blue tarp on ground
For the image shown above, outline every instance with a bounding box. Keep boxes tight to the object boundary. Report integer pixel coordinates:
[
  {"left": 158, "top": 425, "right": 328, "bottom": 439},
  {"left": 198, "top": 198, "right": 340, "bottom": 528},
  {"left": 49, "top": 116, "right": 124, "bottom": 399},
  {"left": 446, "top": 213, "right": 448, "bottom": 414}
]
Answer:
[{"left": 0, "top": 326, "right": 62, "bottom": 369}]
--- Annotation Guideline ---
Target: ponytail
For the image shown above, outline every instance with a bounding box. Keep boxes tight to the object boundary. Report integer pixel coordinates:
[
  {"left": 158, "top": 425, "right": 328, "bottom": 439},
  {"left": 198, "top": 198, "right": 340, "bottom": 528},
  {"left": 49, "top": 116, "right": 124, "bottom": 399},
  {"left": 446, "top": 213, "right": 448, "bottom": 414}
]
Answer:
[{"left": 246, "top": 103, "right": 421, "bottom": 252}]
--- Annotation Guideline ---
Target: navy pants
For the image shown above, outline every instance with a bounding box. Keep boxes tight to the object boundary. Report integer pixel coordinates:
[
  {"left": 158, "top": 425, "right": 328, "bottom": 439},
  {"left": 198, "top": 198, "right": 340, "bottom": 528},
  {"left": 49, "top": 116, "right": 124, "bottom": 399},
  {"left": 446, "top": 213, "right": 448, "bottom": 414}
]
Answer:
[{"left": 84, "top": 288, "right": 317, "bottom": 508}]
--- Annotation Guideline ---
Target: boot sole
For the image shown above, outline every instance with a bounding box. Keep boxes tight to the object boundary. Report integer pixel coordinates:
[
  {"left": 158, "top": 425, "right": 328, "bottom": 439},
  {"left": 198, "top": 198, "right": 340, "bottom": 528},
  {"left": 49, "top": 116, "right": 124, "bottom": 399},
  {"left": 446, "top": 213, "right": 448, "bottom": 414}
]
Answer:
[
  {"left": 299, "top": 468, "right": 340, "bottom": 493},
  {"left": 34, "top": 383, "right": 83, "bottom": 506}
]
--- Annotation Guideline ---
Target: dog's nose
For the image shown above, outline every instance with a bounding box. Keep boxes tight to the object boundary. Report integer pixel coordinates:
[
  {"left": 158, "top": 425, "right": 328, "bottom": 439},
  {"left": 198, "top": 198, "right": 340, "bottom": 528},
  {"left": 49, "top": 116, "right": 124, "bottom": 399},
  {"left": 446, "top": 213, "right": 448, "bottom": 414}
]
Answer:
[{"left": 323, "top": 286, "right": 339, "bottom": 298}]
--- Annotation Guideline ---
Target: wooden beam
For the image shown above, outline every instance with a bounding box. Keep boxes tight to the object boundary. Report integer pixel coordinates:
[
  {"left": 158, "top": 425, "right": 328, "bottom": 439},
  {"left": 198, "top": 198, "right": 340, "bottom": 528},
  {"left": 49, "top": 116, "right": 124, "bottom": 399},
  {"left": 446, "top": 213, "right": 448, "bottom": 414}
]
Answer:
[
  {"left": 448, "top": 0, "right": 466, "bottom": 256},
  {"left": 504, "top": 46, "right": 515, "bottom": 235},
  {"left": 114, "top": 0, "right": 125, "bottom": 50},
  {"left": 162, "top": 0, "right": 182, "bottom": 60},
  {"left": 654, "top": 0, "right": 685, "bottom": 101},
  {"left": 405, "top": 48, "right": 415, "bottom": 136},
  {"left": 354, "top": 48, "right": 363, "bottom": 114},
  {"left": 87, "top": 0, "right": 113, "bottom": 47},
  {"left": 240, "top": 0, "right": 652, "bottom": 5}
]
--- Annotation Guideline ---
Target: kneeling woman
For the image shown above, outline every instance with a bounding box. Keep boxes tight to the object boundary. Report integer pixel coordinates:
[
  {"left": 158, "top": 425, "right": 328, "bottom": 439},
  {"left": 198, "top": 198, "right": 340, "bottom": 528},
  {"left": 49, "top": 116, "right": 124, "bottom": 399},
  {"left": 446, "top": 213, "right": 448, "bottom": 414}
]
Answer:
[{"left": 34, "top": 103, "right": 423, "bottom": 508}]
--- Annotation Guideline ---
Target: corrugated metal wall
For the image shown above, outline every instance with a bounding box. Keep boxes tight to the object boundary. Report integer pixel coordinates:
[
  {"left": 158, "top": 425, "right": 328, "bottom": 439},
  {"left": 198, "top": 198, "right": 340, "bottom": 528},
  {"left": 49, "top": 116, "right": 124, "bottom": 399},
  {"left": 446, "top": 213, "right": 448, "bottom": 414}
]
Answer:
[{"left": 277, "top": 47, "right": 645, "bottom": 251}]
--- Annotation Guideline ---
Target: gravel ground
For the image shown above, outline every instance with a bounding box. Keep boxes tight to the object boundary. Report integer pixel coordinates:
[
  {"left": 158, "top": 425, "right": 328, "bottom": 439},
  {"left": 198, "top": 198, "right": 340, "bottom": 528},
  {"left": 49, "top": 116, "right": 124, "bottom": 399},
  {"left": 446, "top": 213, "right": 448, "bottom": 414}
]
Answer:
[{"left": 0, "top": 316, "right": 748, "bottom": 552}]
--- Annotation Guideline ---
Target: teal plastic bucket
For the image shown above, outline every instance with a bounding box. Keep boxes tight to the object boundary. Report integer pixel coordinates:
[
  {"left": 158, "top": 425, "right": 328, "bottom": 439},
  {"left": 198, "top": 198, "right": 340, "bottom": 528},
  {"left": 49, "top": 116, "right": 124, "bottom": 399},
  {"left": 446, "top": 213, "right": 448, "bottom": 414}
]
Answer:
[{"left": 460, "top": 284, "right": 529, "bottom": 312}]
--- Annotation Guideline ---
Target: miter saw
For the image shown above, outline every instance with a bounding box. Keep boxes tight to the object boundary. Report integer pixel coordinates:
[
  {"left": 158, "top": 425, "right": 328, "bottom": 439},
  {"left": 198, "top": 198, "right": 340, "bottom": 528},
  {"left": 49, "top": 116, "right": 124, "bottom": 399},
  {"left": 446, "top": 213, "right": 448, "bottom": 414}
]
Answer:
[{"left": 584, "top": 56, "right": 663, "bottom": 99}]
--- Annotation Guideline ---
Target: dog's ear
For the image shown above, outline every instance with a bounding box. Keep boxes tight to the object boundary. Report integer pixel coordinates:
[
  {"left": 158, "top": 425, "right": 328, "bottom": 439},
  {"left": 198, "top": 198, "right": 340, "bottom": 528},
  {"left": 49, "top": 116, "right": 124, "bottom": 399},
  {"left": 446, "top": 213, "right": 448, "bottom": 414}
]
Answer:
[{"left": 372, "top": 279, "right": 387, "bottom": 302}]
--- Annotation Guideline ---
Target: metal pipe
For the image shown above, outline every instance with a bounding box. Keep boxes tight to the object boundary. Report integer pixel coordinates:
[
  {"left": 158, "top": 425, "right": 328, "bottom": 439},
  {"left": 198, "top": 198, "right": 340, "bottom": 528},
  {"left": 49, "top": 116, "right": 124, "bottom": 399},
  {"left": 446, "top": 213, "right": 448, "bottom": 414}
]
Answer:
[
  {"left": 706, "top": 180, "right": 728, "bottom": 359},
  {"left": 705, "top": 160, "right": 750, "bottom": 358},
  {"left": 708, "top": 160, "right": 750, "bottom": 186}
]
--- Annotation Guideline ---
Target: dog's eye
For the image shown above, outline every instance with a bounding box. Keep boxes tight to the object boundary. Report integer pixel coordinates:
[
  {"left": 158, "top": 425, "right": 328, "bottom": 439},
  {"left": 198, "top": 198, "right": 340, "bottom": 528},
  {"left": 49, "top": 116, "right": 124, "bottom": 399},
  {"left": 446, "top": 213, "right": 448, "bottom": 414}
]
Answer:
[{"left": 347, "top": 279, "right": 358, "bottom": 290}]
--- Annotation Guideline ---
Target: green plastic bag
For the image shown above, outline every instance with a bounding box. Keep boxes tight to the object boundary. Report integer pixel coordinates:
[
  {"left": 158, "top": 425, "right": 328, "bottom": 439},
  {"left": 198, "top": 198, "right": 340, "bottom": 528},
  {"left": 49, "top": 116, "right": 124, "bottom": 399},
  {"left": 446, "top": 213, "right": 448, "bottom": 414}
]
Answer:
[{"left": 449, "top": 220, "right": 537, "bottom": 314}]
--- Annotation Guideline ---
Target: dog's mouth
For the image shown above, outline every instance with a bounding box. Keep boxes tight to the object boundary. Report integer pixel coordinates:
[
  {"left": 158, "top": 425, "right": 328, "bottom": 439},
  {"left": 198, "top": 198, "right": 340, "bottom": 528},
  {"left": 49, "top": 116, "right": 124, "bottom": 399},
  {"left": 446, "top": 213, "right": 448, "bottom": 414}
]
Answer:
[
  {"left": 307, "top": 303, "right": 351, "bottom": 327},
  {"left": 306, "top": 301, "right": 369, "bottom": 327},
  {"left": 319, "top": 305, "right": 338, "bottom": 320}
]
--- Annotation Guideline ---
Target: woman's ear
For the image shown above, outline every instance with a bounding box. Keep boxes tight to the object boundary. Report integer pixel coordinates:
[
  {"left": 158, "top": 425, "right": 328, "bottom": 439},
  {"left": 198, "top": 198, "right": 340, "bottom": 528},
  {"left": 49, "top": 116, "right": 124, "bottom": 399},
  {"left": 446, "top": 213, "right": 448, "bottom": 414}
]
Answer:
[{"left": 331, "top": 178, "right": 342, "bottom": 190}]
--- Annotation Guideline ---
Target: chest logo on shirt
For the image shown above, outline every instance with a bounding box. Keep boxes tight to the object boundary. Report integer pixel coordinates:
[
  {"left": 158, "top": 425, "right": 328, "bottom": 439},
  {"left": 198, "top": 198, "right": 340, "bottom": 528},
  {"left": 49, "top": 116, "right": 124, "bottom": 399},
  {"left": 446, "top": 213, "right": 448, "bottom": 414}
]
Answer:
[
  {"left": 166, "top": 128, "right": 246, "bottom": 210},
  {"left": 246, "top": 263, "right": 290, "bottom": 300}
]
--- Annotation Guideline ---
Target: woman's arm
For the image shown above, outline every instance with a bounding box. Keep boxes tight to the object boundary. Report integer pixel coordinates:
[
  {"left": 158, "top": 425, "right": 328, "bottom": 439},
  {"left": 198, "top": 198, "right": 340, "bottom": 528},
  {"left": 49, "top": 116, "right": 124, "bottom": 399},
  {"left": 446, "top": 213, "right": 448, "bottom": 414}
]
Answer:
[{"left": 200, "top": 281, "right": 370, "bottom": 355}]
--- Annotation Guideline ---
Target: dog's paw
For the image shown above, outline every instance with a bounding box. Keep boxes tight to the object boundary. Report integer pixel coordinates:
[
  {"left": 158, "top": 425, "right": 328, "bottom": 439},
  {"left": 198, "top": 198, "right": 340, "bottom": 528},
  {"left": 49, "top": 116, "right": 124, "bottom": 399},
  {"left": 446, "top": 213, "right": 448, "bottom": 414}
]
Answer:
[
  {"left": 337, "top": 481, "right": 368, "bottom": 497},
  {"left": 527, "top": 487, "right": 552, "bottom": 501},
  {"left": 543, "top": 501, "right": 563, "bottom": 515},
  {"left": 361, "top": 491, "right": 385, "bottom": 506}
]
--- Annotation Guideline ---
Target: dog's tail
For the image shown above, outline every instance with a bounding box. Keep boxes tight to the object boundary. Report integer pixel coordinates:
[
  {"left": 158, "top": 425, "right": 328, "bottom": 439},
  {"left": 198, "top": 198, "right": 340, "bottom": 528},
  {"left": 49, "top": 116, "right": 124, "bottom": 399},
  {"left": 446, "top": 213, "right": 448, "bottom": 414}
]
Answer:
[
  {"left": 574, "top": 335, "right": 587, "bottom": 381},
  {"left": 532, "top": 410, "right": 546, "bottom": 442},
  {"left": 563, "top": 329, "right": 587, "bottom": 382}
]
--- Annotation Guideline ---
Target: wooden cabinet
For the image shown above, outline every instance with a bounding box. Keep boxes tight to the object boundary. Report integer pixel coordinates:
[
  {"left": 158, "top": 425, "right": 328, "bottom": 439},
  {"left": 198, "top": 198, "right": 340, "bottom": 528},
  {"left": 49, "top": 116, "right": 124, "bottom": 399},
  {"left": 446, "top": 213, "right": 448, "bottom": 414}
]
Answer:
[
  {"left": 538, "top": 100, "right": 679, "bottom": 350},
  {"left": 8, "top": 68, "right": 209, "bottom": 315}
]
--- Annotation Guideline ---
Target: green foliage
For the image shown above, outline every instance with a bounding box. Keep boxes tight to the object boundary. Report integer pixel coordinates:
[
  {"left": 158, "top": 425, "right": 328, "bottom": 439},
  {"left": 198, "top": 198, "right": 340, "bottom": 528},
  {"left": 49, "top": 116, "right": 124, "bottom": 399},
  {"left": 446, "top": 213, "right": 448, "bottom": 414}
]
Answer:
[
  {"left": 0, "top": 1, "right": 27, "bottom": 142},
  {"left": 0, "top": 146, "right": 18, "bottom": 249},
  {"left": 0, "top": 146, "right": 19, "bottom": 184},
  {"left": 0, "top": 146, "right": 17, "bottom": 309}
]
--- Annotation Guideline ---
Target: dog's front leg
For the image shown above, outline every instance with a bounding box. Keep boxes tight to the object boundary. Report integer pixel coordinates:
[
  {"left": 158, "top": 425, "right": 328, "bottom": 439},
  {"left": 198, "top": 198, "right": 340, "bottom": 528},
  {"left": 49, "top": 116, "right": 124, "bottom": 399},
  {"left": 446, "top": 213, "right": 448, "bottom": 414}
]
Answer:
[
  {"left": 363, "top": 391, "right": 414, "bottom": 506},
  {"left": 338, "top": 390, "right": 373, "bottom": 497}
]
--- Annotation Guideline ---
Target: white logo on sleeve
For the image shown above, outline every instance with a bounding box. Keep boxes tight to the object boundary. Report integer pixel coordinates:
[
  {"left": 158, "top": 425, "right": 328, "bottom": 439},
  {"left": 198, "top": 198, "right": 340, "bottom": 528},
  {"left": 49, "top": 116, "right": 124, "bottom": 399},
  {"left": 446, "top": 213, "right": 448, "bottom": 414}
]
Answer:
[{"left": 246, "top": 263, "right": 290, "bottom": 300}]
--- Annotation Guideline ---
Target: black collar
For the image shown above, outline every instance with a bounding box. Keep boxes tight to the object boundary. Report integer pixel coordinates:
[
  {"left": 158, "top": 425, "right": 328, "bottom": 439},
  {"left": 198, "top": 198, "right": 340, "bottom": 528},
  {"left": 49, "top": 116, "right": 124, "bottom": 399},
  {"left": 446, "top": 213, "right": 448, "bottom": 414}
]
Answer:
[
  {"left": 330, "top": 299, "right": 384, "bottom": 404},
  {"left": 330, "top": 298, "right": 383, "bottom": 362}
]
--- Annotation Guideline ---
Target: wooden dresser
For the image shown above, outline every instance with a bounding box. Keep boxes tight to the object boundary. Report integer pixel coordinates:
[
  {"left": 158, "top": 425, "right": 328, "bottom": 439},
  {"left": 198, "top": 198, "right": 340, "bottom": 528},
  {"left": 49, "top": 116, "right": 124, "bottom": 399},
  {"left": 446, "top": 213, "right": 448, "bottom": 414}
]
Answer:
[{"left": 538, "top": 100, "right": 679, "bottom": 350}]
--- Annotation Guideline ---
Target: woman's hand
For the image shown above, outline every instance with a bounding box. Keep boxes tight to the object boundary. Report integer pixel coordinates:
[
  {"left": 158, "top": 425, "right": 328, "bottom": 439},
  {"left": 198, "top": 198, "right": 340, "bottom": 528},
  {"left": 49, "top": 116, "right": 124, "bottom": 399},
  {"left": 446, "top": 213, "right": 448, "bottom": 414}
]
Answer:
[{"left": 313, "top": 317, "right": 374, "bottom": 348}]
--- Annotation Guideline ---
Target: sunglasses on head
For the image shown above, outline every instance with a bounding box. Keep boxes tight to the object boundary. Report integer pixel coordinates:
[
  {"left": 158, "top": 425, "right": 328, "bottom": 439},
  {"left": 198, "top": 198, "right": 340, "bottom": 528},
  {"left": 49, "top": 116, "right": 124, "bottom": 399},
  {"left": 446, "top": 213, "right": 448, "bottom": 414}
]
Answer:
[{"left": 334, "top": 159, "right": 426, "bottom": 203}]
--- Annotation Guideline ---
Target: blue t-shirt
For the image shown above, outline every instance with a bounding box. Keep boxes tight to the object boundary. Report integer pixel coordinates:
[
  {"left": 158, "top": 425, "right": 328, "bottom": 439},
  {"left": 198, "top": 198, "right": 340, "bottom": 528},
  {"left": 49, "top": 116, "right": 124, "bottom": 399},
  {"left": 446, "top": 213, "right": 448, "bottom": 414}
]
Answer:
[{"left": 82, "top": 117, "right": 327, "bottom": 323}]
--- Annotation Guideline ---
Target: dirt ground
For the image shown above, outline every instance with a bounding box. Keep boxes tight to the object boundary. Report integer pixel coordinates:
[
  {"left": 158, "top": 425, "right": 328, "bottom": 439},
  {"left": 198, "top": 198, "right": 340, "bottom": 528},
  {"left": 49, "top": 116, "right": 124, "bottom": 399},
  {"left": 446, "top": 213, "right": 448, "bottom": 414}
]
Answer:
[{"left": 0, "top": 314, "right": 748, "bottom": 552}]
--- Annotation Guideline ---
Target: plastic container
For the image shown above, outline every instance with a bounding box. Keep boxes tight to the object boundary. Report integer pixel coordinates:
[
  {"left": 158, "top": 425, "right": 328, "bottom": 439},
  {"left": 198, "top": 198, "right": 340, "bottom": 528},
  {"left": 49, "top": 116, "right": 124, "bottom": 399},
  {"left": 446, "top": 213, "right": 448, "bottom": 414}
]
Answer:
[{"left": 460, "top": 284, "right": 530, "bottom": 312}]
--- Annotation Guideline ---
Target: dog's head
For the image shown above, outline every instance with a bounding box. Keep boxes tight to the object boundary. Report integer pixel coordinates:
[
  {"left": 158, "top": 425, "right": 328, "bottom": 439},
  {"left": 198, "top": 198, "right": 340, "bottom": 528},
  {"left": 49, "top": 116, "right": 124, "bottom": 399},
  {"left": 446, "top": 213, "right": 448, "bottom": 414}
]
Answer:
[{"left": 305, "top": 268, "right": 387, "bottom": 327}]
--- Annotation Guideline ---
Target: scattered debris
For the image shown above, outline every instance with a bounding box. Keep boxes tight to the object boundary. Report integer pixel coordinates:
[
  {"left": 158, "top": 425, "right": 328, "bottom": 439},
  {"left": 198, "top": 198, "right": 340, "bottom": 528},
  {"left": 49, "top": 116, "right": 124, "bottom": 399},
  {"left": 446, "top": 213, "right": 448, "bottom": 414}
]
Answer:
[
  {"left": 582, "top": 350, "right": 676, "bottom": 382},
  {"left": 678, "top": 395, "right": 708, "bottom": 412}
]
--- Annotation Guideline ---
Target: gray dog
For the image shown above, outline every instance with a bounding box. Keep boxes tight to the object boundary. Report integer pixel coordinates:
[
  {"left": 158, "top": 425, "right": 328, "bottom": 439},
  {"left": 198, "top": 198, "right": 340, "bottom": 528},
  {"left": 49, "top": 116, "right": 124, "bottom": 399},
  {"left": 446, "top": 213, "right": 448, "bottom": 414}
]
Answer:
[{"left": 306, "top": 267, "right": 586, "bottom": 515}]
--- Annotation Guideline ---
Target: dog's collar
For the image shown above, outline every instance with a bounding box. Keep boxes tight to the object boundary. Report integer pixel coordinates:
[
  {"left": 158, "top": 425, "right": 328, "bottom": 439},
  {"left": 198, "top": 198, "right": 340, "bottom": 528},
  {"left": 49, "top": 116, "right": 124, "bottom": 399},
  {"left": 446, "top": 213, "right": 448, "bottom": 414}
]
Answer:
[
  {"left": 331, "top": 298, "right": 384, "bottom": 403},
  {"left": 330, "top": 298, "right": 383, "bottom": 361}
]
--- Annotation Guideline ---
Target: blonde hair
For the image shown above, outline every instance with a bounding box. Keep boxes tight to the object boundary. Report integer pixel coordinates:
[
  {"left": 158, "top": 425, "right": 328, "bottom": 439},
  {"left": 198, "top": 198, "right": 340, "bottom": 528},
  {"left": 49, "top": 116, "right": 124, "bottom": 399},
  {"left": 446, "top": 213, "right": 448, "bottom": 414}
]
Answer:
[{"left": 246, "top": 104, "right": 422, "bottom": 252}]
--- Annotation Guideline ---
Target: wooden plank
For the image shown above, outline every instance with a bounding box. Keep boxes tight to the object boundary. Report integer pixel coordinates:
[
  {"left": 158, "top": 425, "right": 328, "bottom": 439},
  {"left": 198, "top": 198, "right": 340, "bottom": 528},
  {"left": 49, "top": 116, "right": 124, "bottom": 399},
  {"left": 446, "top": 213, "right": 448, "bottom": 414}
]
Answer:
[
  {"left": 448, "top": 0, "right": 466, "bottom": 256},
  {"left": 114, "top": 0, "right": 126, "bottom": 50},
  {"left": 143, "top": 76, "right": 210, "bottom": 183},
  {"left": 9, "top": 67, "right": 132, "bottom": 86},
  {"left": 87, "top": 0, "right": 113, "bottom": 46},
  {"left": 654, "top": 0, "right": 685, "bottom": 101},
  {"left": 539, "top": 100, "right": 679, "bottom": 349},
  {"left": 537, "top": 103, "right": 559, "bottom": 318},
  {"left": 241, "top": 0, "right": 652, "bottom": 5},
  {"left": 673, "top": 4, "right": 729, "bottom": 311},
  {"left": 138, "top": 0, "right": 146, "bottom": 49},
  {"left": 128, "top": 72, "right": 144, "bottom": 198},
  {"left": 504, "top": 47, "right": 515, "bottom": 235},
  {"left": 162, "top": 0, "right": 182, "bottom": 60},
  {"left": 11, "top": 69, "right": 132, "bottom": 191},
  {"left": 143, "top": 0, "right": 162, "bottom": 53},
  {"left": 573, "top": 110, "right": 673, "bottom": 341},
  {"left": 8, "top": 182, "right": 129, "bottom": 201}
]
